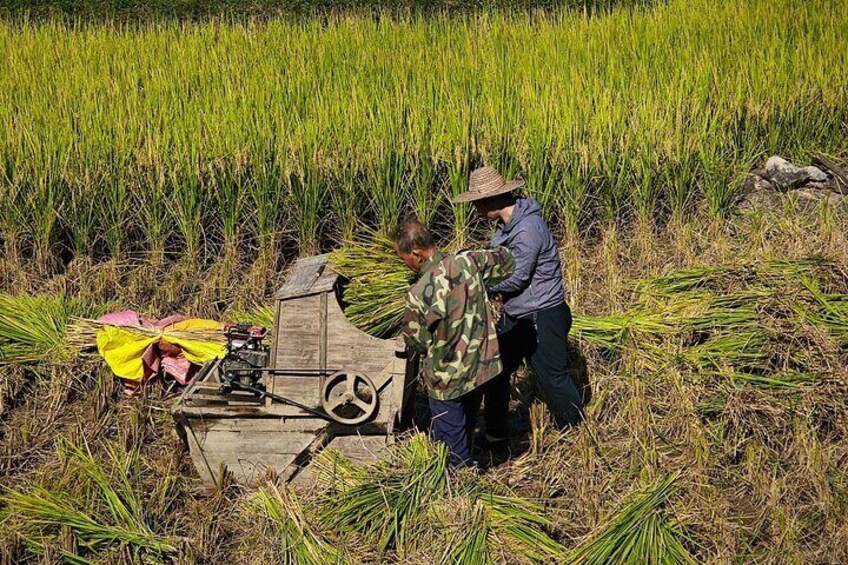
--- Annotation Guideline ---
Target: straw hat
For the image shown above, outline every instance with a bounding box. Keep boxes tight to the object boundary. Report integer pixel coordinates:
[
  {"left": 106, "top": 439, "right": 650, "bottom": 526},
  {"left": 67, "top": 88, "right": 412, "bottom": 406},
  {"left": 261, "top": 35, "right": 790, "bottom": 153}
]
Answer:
[{"left": 451, "top": 166, "right": 525, "bottom": 204}]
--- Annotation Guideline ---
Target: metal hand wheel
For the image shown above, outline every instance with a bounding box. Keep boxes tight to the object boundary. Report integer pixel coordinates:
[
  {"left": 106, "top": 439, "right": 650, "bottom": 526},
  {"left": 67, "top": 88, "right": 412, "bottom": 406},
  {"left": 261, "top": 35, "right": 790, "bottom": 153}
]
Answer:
[{"left": 320, "top": 371, "right": 379, "bottom": 425}]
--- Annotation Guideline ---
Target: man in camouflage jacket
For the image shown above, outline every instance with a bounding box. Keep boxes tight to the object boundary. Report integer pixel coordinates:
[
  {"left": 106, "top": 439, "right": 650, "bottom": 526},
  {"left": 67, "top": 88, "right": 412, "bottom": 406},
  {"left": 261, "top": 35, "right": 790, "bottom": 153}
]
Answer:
[{"left": 393, "top": 219, "right": 515, "bottom": 466}]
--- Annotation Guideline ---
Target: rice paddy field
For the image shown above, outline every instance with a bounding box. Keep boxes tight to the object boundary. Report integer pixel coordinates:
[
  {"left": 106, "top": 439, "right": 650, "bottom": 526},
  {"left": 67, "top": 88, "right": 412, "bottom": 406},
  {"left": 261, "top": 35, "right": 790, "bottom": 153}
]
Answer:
[{"left": 1, "top": 0, "right": 848, "bottom": 563}]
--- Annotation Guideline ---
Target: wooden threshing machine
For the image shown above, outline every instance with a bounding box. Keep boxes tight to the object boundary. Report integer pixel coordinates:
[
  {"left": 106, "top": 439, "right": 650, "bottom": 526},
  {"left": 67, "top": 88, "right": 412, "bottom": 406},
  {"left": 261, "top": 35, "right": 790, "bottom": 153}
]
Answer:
[{"left": 172, "top": 254, "right": 415, "bottom": 485}]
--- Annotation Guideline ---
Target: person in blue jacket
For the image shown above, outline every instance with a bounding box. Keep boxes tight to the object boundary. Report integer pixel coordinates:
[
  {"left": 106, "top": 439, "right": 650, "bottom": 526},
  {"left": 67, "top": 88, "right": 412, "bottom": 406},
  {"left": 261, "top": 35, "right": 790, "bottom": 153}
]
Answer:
[{"left": 452, "top": 166, "right": 584, "bottom": 443}]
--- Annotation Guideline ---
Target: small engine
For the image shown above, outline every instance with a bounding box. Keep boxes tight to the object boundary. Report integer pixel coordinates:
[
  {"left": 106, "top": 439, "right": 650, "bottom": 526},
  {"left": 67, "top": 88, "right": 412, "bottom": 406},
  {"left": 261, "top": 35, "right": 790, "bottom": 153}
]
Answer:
[{"left": 219, "top": 323, "right": 270, "bottom": 394}]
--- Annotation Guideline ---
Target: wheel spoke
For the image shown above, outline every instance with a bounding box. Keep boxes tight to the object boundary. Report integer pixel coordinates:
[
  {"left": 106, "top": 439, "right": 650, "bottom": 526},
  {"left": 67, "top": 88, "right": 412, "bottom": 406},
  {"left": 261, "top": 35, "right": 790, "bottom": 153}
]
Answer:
[
  {"left": 326, "top": 397, "right": 346, "bottom": 411},
  {"left": 352, "top": 398, "right": 372, "bottom": 412}
]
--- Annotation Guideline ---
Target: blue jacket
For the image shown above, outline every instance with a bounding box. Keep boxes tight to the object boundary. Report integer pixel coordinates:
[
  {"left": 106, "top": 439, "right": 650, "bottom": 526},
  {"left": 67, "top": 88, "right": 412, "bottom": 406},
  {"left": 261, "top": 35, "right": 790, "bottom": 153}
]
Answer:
[{"left": 489, "top": 197, "right": 567, "bottom": 318}]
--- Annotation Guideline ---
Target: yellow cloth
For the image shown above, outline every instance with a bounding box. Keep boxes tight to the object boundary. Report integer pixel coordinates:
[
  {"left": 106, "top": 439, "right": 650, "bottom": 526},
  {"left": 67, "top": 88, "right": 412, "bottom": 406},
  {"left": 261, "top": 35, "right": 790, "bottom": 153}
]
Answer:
[{"left": 96, "top": 319, "right": 225, "bottom": 381}]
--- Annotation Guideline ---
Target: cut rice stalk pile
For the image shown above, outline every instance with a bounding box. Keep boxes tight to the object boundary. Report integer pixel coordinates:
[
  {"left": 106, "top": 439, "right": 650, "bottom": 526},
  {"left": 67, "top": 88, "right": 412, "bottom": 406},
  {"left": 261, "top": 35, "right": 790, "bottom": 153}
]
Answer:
[
  {"left": 311, "top": 433, "right": 565, "bottom": 562},
  {"left": 329, "top": 233, "right": 413, "bottom": 337},
  {"left": 0, "top": 439, "right": 179, "bottom": 560},
  {"left": 0, "top": 293, "right": 104, "bottom": 366},
  {"left": 566, "top": 473, "right": 695, "bottom": 565},
  {"left": 247, "top": 483, "right": 341, "bottom": 565},
  {"left": 313, "top": 433, "right": 450, "bottom": 551},
  {"left": 572, "top": 259, "right": 848, "bottom": 384}
]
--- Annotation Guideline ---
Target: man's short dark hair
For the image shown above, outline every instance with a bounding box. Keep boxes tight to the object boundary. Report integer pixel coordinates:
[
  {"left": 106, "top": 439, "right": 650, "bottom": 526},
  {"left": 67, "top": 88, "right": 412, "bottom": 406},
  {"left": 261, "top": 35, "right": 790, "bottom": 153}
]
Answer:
[{"left": 393, "top": 219, "right": 435, "bottom": 254}]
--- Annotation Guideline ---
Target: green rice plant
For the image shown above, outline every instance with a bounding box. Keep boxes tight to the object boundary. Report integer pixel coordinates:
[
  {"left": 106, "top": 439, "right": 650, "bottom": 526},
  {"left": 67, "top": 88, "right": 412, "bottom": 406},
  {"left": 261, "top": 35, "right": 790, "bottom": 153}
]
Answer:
[
  {"left": 62, "top": 178, "right": 99, "bottom": 258},
  {"left": 211, "top": 154, "right": 250, "bottom": 253},
  {"left": 0, "top": 293, "right": 102, "bottom": 365},
  {"left": 1, "top": 441, "right": 179, "bottom": 561},
  {"left": 595, "top": 143, "right": 633, "bottom": 225},
  {"left": 363, "top": 128, "right": 409, "bottom": 237},
  {"left": 523, "top": 120, "right": 561, "bottom": 226},
  {"left": 444, "top": 111, "right": 477, "bottom": 246},
  {"left": 251, "top": 155, "right": 286, "bottom": 253},
  {"left": 330, "top": 156, "right": 366, "bottom": 242},
  {"left": 165, "top": 165, "right": 209, "bottom": 260},
  {"left": 26, "top": 176, "right": 61, "bottom": 267},
  {"left": 566, "top": 473, "right": 695, "bottom": 565},
  {"left": 133, "top": 162, "right": 171, "bottom": 262},
  {"left": 99, "top": 162, "right": 132, "bottom": 258},
  {"left": 408, "top": 148, "right": 440, "bottom": 228},
  {"left": 632, "top": 141, "right": 663, "bottom": 223},
  {"left": 287, "top": 151, "right": 328, "bottom": 257},
  {"left": 248, "top": 482, "right": 342, "bottom": 565}
]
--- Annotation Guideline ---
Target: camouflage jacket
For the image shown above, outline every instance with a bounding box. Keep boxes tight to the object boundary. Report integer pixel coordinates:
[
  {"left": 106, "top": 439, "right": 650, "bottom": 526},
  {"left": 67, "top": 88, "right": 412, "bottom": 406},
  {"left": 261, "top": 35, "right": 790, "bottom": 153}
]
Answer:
[{"left": 402, "top": 247, "right": 515, "bottom": 400}]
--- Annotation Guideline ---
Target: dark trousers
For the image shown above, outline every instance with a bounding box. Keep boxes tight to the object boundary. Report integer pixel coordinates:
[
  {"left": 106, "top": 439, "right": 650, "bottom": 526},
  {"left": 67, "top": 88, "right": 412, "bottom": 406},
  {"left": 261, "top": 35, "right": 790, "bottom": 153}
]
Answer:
[
  {"left": 485, "top": 301, "right": 583, "bottom": 435},
  {"left": 429, "top": 390, "right": 482, "bottom": 467}
]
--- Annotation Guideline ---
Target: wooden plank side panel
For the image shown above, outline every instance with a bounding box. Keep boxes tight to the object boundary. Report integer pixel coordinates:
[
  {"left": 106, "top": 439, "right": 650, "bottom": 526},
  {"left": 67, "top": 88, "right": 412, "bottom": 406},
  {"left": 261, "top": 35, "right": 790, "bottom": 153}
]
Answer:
[
  {"left": 265, "top": 375, "right": 323, "bottom": 407},
  {"left": 190, "top": 418, "right": 327, "bottom": 434},
  {"left": 324, "top": 297, "right": 397, "bottom": 380},
  {"left": 275, "top": 295, "right": 321, "bottom": 369}
]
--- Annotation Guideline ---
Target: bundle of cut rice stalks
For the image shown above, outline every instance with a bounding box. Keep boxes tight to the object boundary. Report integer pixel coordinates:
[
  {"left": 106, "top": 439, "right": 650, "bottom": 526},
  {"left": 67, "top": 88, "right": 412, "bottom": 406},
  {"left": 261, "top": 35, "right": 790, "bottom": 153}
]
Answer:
[
  {"left": 1, "top": 439, "right": 180, "bottom": 561},
  {"left": 0, "top": 293, "right": 105, "bottom": 366},
  {"left": 329, "top": 233, "right": 414, "bottom": 337},
  {"left": 572, "top": 258, "right": 848, "bottom": 387},
  {"left": 246, "top": 482, "right": 341, "bottom": 565},
  {"left": 226, "top": 303, "right": 275, "bottom": 331},
  {"left": 310, "top": 433, "right": 565, "bottom": 563},
  {"left": 566, "top": 473, "right": 695, "bottom": 565}
]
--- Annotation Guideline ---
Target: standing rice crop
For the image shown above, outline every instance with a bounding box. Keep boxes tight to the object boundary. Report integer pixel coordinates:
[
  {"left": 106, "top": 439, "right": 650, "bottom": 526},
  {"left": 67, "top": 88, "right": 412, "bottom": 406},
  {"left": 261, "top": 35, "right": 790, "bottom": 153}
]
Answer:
[{"left": 2, "top": 0, "right": 846, "bottom": 262}]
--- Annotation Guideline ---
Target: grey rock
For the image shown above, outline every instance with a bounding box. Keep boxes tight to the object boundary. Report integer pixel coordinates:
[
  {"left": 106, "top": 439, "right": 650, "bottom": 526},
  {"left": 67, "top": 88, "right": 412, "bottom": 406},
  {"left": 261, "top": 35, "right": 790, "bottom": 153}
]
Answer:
[
  {"left": 740, "top": 175, "right": 758, "bottom": 195},
  {"left": 764, "top": 156, "right": 816, "bottom": 191},
  {"left": 740, "top": 175, "right": 774, "bottom": 197},
  {"left": 802, "top": 166, "right": 828, "bottom": 183},
  {"left": 755, "top": 177, "right": 773, "bottom": 192},
  {"left": 805, "top": 181, "right": 830, "bottom": 191},
  {"left": 738, "top": 185, "right": 848, "bottom": 220},
  {"left": 738, "top": 187, "right": 783, "bottom": 213},
  {"left": 793, "top": 187, "right": 848, "bottom": 209}
]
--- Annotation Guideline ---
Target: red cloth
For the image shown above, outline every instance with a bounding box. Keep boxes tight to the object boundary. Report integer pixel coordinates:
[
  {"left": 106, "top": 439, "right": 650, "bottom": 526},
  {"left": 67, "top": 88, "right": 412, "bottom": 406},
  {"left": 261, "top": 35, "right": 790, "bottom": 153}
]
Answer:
[{"left": 97, "top": 310, "right": 200, "bottom": 395}]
